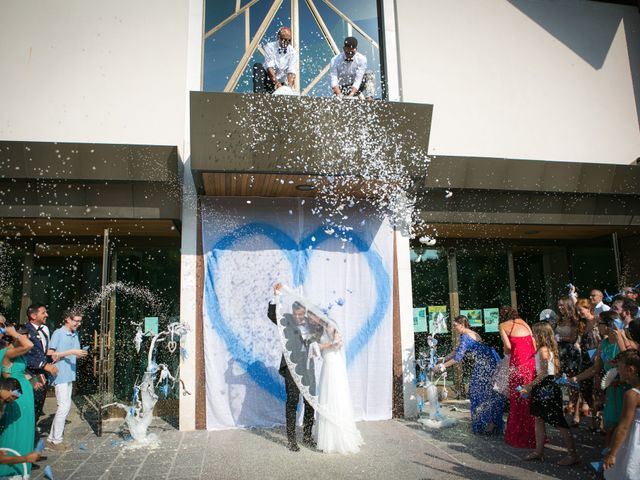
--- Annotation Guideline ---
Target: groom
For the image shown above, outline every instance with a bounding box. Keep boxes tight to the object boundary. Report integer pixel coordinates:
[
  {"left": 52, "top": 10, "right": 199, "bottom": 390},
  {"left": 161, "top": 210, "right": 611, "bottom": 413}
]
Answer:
[{"left": 267, "top": 283, "right": 316, "bottom": 452}]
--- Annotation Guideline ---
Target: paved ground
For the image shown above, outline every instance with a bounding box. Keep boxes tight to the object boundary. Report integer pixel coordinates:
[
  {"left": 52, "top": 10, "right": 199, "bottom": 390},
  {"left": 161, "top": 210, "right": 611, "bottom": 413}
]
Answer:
[{"left": 27, "top": 399, "right": 605, "bottom": 480}]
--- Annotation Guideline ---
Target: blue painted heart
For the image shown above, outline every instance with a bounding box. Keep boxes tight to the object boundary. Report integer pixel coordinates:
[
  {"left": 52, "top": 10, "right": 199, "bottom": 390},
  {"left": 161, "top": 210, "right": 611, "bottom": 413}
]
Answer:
[{"left": 205, "top": 222, "right": 391, "bottom": 401}]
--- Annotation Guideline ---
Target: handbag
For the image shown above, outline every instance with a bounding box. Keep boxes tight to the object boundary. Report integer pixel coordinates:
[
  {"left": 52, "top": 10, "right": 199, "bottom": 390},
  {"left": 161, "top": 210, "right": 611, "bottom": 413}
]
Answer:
[{"left": 492, "top": 354, "right": 510, "bottom": 397}]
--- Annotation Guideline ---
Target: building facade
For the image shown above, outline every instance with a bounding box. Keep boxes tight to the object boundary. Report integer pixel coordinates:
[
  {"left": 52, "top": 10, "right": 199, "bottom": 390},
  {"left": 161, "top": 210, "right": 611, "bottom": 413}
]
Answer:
[{"left": 0, "top": 0, "right": 638, "bottom": 430}]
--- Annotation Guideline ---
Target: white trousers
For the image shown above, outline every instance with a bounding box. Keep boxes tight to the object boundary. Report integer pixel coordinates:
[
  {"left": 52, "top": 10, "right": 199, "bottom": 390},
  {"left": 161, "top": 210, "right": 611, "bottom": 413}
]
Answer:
[{"left": 47, "top": 382, "right": 73, "bottom": 444}]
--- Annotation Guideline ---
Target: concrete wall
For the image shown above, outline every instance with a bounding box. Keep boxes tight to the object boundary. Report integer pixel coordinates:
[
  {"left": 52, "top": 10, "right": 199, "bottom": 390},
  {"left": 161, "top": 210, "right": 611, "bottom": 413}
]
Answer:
[
  {"left": 0, "top": 0, "right": 189, "bottom": 146},
  {"left": 178, "top": 0, "right": 204, "bottom": 432},
  {"left": 396, "top": 0, "right": 640, "bottom": 164}
]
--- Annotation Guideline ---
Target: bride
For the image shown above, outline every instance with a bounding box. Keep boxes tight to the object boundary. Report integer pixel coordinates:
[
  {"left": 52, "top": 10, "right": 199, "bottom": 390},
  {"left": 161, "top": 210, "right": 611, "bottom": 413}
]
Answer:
[
  {"left": 307, "top": 310, "right": 363, "bottom": 454},
  {"left": 274, "top": 285, "right": 363, "bottom": 454}
]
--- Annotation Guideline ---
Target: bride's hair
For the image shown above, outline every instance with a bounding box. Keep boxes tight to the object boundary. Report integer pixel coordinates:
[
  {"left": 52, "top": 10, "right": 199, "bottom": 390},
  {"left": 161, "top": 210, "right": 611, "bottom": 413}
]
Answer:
[{"left": 307, "top": 310, "right": 325, "bottom": 325}]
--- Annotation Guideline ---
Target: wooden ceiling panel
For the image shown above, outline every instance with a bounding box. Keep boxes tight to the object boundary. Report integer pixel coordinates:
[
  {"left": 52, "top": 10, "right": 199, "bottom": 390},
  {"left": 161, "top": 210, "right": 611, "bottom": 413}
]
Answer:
[
  {"left": 202, "top": 172, "right": 393, "bottom": 199},
  {"left": 203, "top": 173, "right": 320, "bottom": 197}
]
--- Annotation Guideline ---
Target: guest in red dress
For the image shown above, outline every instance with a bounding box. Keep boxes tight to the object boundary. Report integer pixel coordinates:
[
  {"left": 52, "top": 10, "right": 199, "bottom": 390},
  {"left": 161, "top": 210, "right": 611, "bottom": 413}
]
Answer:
[{"left": 499, "top": 306, "right": 537, "bottom": 448}]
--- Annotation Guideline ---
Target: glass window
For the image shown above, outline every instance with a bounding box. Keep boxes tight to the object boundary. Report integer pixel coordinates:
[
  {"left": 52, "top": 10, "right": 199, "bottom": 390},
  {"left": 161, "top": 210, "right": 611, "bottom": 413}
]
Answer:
[
  {"left": 112, "top": 247, "right": 181, "bottom": 400},
  {"left": 513, "top": 248, "right": 549, "bottom": 325},
  {"left": 411, "top": 248, "right": 450, "bottom": 360},
  {"left": 569, "top": 245, "right": 617, "bottom": 297},
  {"left": 456, "top": 246, "right": 511, "bottom": 353},
  {"left": 202, "top": 0, "right": 385, "bottom": 98},
  {"left": 0, "top": 243, "right": 26, "bottom": 323}
]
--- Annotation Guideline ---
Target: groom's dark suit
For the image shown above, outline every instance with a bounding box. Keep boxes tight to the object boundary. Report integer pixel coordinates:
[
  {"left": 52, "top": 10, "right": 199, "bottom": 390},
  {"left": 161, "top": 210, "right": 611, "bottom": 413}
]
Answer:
[
  {"left": 24, "top": 321, "right": 52, "bottom": 423},
  {"left": 268, "top": 303, "right": 315, "bottom": 448}
]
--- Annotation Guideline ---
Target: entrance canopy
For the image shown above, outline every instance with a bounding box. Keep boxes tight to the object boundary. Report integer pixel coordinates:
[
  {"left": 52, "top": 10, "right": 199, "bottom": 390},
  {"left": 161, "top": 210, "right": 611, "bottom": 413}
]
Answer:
[
  {"left": 0, "top": 141, "right": 181, "bottom": 238},
  {"left": 189, "top": 91, "right": 433, "bottom": 196},
  {"left": 416, "top": 155, "right": 640, "bottom": 233}
]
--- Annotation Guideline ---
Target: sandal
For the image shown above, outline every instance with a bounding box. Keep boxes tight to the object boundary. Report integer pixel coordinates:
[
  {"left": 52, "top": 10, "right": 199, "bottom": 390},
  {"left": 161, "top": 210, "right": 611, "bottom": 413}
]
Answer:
[{"left": 524, "top": 452, "right": 545, "bottom": 461}]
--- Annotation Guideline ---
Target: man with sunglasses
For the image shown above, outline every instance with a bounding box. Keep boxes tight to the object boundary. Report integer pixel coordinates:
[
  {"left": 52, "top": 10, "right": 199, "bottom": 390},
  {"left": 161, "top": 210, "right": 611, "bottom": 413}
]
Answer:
[{"left": 253, "top": 26, "right": 298, "bottom": 94}]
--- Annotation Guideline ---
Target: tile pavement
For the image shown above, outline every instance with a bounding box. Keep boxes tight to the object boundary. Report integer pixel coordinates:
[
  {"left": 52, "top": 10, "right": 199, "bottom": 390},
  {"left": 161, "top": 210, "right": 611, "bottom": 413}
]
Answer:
[{"left": 25, "top": 399, "right": 604, "bottom": 480}]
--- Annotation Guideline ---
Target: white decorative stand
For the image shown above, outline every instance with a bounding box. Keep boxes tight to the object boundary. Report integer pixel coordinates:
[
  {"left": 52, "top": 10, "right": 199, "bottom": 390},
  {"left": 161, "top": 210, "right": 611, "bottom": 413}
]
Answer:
[
  {"left": 104, "top": 322, "right": 190, "bottom": 444},
  {"left": 416, "top": 335, "right": 456, "bottom": 429}
]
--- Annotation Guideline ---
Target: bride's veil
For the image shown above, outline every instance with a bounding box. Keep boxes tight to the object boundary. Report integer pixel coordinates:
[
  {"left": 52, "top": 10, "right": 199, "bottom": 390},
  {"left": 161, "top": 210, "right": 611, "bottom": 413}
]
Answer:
[{"left": 275, "top": 285, "right": 352, "bottom": 428}]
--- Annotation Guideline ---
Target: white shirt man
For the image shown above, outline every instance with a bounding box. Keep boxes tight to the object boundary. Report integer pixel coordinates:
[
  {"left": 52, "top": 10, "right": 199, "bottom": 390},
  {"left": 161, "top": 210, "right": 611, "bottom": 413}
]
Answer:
[
  {"left": 253, "top": 27, "right": 297, "bottom": 93},
  {"left": 330, "top": 37, "right": 369, "bottom": 98},
  {"left": 590, "top": 289, "right": 610, "bottom": 319},
  {"left": 263, "top": 40, "right": 297, "bottom": 86}
]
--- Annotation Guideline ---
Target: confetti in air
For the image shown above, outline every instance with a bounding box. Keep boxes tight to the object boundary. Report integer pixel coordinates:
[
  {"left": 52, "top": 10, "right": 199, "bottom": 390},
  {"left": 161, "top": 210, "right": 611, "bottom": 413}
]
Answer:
[{"left": 230, "top": 96, "right": 432, "bottom": 240}]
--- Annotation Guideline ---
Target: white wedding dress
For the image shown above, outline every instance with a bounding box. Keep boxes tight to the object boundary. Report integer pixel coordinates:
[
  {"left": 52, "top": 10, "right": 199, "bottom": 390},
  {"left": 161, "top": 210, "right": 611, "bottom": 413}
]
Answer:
[{"left": 315, "top": 330, "right": 364, "bottom": 454}]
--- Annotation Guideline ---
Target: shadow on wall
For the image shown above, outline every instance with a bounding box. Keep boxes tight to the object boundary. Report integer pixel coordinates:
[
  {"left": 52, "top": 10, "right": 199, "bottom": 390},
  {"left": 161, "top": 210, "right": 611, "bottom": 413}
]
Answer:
[{"left": 508, "top": 0, "right": 640, "bottom": 137}]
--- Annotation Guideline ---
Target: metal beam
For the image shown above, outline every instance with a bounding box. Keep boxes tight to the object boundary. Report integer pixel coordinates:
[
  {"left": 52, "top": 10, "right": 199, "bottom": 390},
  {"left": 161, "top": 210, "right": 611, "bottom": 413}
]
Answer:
[
  {"left": 508, "top": 249, "right": 518, "bottom": 309},
  {"left": 292, "top": 0, "right": 300, "bottom": 91},
  {"left": 224, "top": 0, "right": 283, "bottom": 92},
  {"left": 446, "top": 248, "right": 462, "bottom": 396},
  {"left": 97, "top": 227, "right": 110, "bottom": 436},
  {"left": 321, "top": 0, "right": 379, "bottom": 48},
  {"left": 204, "top": 0, "right": 260, "bottom": 40},
  {"left": 612, "top": 232, "right": 622, "bottom": 288},
  {"left": 18, "top": 244, "right": 35, "bottom": 323},
  {"left": 245, "top": 7, "right": 250, "bottom": 49},
  {"left": 305, "top": 0, "right": 340, "bottom": 53},
  {"left": 301, "top": 62, "right": 331, "bottom": 96}
]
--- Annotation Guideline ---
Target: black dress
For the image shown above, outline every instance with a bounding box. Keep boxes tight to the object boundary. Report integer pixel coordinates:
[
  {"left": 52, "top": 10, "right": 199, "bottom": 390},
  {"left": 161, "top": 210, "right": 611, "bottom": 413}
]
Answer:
[{"left": 530, "top": 375, "right": 569, "bottom": 428}]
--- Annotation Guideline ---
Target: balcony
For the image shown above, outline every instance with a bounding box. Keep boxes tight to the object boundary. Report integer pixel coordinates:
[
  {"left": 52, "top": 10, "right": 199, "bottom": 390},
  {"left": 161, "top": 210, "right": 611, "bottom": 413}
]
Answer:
[{"left": 189, "top": 91, "right": 433, "bottom": 197}]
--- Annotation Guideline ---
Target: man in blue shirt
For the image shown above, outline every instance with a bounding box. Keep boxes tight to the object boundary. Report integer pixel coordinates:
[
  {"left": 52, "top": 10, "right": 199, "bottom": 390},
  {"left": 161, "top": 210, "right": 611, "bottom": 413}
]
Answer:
[{"left": 45, "top": 310, "right": 87, "bottom": 452}]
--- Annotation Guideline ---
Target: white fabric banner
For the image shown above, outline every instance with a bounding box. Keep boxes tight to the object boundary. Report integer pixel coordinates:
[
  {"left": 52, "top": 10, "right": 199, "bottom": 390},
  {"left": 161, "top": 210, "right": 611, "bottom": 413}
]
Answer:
[{"left": 202, "top": 197, "right": 393, "bottom": 430}]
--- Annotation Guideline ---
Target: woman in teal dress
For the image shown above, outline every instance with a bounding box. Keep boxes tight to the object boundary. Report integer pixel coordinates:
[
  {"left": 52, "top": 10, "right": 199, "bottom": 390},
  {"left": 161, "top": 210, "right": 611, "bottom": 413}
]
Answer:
[
  {"left": 573, "top": 311, "right": 630, "bottom": 447},
  {"left": 0, "top": 319, "right": 35, "bottom": 478}
]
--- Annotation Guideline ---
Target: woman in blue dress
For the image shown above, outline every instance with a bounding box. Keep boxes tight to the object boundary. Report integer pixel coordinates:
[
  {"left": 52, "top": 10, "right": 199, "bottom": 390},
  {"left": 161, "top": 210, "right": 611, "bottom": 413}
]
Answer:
[{"left": 436, "top": 315, "right": 505, "bottom": 434}]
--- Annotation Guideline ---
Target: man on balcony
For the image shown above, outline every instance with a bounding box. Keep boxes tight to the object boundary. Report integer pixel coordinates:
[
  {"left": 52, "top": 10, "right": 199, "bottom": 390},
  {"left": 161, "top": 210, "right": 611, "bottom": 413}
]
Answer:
[
  {"left": 253, "top": 27, "right": 297, "bottom": 94},
  {"left": 330, "top": 36, "right": 373, "bottom": 101}
]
